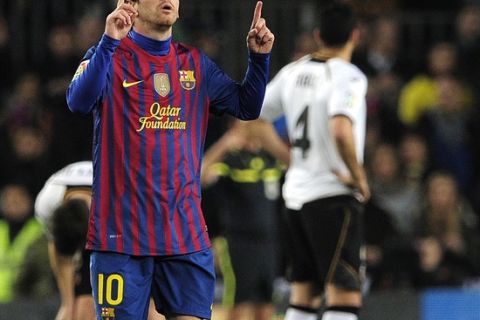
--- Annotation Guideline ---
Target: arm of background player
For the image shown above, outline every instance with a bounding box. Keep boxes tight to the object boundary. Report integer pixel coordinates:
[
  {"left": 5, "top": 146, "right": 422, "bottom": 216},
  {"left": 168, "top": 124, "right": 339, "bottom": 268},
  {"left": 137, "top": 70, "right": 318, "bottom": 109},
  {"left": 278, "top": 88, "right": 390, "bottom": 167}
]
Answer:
[
  {"left": 251, "top": 119, "right": 290, "bottom": 166},
  {"left": 206, "top": 52, "right": 270, "bottom": 120},
  {"left": 330, "top": 115, "right": 370, "bottom": 202},
  {"left": 66, "top": 34, "right": 120, "bottom": 114},
  {"left": 254, "top": 68, "right": 290, "bottom": 165},
  {"left": 200, "top": 123, "right": 246, "bottom": 187},
  {"left": 47, "top": 242, "right": 76, "bottom": 320}
]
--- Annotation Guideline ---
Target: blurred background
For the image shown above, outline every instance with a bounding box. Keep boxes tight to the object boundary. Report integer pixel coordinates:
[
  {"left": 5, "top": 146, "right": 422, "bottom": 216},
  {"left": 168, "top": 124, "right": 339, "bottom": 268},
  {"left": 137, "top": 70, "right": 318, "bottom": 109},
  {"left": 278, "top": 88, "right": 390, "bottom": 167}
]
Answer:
[{"left": 0, "top": 0, "right": 480, "bottom": 319}]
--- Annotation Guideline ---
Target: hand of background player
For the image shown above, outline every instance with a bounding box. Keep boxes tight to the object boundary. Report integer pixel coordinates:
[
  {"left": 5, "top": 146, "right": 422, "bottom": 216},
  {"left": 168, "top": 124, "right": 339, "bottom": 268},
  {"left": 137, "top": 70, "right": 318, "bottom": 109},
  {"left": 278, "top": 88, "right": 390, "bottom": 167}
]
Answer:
[
  {"left": 105, "top": 0, "right": 138, "bottom": 40},
  {"left": 247, "top": 1, "right": 275, "bottom": 54},
  {"left": 333, "top": 168, "right": 371, "bottom": 203},
  {"left": 355, "top": 173, "right": 371, "bottom": 203}
]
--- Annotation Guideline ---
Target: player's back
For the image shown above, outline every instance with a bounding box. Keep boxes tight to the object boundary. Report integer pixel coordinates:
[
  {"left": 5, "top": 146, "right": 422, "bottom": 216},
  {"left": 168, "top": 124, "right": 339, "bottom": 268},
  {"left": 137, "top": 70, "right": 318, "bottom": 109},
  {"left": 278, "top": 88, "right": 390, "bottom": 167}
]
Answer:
[
  {"left": 35, "top": 161, "right": 93, "bottom": 230},
  {"left": 267, "top": 56, "right": 367, "bottom": 209}
]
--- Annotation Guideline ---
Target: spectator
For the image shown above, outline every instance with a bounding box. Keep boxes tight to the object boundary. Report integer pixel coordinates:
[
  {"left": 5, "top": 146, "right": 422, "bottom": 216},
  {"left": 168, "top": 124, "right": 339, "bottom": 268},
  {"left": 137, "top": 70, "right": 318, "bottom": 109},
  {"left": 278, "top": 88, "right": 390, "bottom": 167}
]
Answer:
[
  {"left": 455, "top": 4, "right": 480, "bottom": 101},
  {"left": 43, "top": 24, "right": 93, "bottom": 171},
  {"left": 399, "top": 132, "right": 432, "bottom": 189},
  {"left": 398, "top": 42, "right": 473, "bottom": 126},
  {"left": 368, "top": 143, "right": 420, "bottom": 238},
  {"left": 365, "top": 73, "right": 405, "bottom": 144},
  {"left": 413, "top": 172, "right": 480, "bottom": 287},
  {"left": 0, "top": 72, "right": 52, "bottom": 194},
  {"left": 354, "top": 16, "right": 410, "bottom": 79},
  {"left": 42, "top": 24, "right": 79, "bottom": 106},
  {"left": 0, "top": 126, "right": 51, "bottom": 195},
  {"left": 73, "top": 13, "right": 104, "bottom": 58},
  {"left": 354, "top": 16, "right": 407, "bottom": 143},
  {"left": 416, "top": 75, "right": 475, "bottom": 191},
  {"left": 0, "top": 72, "right": 50, "bottom": 134},
  {"left": 0, "top": 183, "right": 43, "bottom": 303}
]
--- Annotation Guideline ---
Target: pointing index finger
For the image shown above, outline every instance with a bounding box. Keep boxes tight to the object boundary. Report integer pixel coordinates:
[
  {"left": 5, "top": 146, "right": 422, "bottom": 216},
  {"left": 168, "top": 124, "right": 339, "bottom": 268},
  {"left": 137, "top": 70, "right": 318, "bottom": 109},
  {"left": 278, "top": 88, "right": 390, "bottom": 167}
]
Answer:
[{"left": 250, "top": 1, "right": 263, "bottom": 29}]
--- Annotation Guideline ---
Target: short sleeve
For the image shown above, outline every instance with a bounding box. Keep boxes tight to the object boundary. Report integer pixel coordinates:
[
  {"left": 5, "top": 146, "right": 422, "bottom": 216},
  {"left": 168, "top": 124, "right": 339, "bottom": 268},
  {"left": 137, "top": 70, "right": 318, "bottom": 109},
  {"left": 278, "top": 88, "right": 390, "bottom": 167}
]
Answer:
[{"left": 328, "top": 72, "right": 367, "bottom": 122}]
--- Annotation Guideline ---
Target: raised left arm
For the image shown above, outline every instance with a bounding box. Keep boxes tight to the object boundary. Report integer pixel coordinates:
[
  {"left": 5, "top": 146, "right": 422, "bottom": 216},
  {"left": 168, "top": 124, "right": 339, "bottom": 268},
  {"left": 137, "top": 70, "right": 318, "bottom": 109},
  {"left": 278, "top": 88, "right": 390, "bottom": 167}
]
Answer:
[{"left": 206, "top": 1, "right": 274, "bottom": 120}]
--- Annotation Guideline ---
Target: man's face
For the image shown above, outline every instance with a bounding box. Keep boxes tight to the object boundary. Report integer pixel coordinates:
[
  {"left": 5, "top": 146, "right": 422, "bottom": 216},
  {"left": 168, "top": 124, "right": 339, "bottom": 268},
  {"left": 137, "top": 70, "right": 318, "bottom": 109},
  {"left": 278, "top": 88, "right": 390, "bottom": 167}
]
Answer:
[{"left": 136, "top": 0, "right": 180, "bottom": 29}]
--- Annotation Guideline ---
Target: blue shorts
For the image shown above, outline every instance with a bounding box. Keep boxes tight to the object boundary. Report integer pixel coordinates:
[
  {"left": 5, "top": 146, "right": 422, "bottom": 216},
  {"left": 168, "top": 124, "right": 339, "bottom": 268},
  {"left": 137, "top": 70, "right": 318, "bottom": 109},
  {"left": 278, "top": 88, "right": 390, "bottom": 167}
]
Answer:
[{"left": 90, "top": 248, "right": 215, "bottom": 319}]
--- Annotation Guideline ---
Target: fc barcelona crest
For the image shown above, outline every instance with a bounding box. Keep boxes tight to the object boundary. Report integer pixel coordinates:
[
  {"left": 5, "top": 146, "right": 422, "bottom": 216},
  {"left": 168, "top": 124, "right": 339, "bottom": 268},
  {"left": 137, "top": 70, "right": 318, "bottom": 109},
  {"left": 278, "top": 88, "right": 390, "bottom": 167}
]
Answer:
[
  {"left": 101, "top": 307, "right": 115, "bottom": 320},
  {"left": 154, "top": 73, "right": 170, "bottom": 97},
  {"left": 179, "top": 70, "right": 196, "bottom": 90}
]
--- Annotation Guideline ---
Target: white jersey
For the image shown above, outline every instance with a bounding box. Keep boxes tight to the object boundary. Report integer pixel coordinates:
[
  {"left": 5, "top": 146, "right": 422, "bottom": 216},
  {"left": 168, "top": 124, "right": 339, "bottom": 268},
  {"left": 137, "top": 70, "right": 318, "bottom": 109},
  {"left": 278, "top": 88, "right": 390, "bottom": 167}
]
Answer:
[
  {"left": 35, "top": 161, "right": 93, "bottom": 227},
  {"left": 261, "top": 56, "right": 367, "bottom": 210}
]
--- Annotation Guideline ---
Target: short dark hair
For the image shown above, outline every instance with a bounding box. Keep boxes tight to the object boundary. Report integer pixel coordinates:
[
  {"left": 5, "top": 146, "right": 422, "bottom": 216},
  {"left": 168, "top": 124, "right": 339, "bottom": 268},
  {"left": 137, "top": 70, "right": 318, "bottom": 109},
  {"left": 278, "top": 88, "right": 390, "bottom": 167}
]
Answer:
[
  {"left": 319, "top": 2, "right": 357, "bottom": 47},
  {"left": 50, "top": 199, "right": 89, "bottom": 256}
]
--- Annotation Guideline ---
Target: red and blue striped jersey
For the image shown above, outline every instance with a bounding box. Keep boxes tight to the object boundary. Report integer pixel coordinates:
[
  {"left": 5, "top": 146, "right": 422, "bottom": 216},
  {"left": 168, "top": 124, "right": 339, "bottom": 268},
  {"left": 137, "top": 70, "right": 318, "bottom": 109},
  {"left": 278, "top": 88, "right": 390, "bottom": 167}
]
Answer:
[{"left": 67, "top": 32, "right": 270, "bottom": 256}]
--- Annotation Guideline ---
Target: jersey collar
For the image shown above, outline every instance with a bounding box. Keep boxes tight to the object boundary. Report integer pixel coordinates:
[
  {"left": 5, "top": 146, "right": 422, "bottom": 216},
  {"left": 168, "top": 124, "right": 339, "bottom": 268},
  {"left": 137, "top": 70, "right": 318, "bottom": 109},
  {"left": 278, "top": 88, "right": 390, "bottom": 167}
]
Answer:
[{"left": 128, "top": 30, "right": 172, "bottom": 56}]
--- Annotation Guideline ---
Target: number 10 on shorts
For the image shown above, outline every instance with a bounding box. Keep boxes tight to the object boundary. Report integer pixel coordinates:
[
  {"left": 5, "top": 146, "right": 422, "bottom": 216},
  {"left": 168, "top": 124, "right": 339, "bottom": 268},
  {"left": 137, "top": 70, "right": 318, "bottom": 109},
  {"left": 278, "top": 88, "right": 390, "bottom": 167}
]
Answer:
[{"left": 98, "top": 273, "right": 124, "bottom": 305}]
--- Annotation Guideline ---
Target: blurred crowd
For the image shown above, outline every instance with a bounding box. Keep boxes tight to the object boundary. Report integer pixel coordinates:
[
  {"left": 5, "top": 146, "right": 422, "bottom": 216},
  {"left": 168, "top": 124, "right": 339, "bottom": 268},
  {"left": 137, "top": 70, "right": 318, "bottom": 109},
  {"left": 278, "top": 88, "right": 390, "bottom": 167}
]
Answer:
[
  {"left": 352, "top": 2, "right": 480, "bottom": 291},
  {"left": 0, "top": 0, "right": 480, "bottom": 314}
]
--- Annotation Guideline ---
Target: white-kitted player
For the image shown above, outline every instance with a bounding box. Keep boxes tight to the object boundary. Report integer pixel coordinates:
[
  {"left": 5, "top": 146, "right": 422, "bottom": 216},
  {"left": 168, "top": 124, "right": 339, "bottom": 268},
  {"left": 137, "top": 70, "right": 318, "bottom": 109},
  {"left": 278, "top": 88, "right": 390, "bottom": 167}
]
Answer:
[
  {"left": 35, "top": 161, "right": 94, "bottom": 320},
  {"left": 258, "top": 3, "right": 370, "bottom": 320}
]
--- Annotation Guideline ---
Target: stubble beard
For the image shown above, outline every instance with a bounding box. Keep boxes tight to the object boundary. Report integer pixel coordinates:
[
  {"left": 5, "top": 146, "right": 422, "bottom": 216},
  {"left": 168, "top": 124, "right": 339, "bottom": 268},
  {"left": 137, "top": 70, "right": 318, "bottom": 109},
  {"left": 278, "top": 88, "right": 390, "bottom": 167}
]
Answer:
[
  {"left": 153, "top": 21, "right": 174, "bottom": 33},
  {"left": 143, "top": 13, "right": 176, "bottom": 33}
]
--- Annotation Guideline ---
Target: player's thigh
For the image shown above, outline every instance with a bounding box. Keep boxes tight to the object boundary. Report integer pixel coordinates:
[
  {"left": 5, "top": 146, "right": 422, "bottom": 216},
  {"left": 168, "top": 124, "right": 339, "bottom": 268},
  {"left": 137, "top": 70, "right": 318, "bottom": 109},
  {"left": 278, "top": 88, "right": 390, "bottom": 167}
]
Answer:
[
  {"left": 227, "top": 238, "right": 275, "bottom": 304},
  {"left": 152, "top": 248, "right": 215, "bottom": 320},
  {"left": 302, "top": 196, "right": 364, "bottom": 290},
  {"left": 330, "top": 201, "right": 364, "bottom": 291},
  {"left": 90, "top": 251, "right": 153, "bottom": 319},
  {"left": 227, "top": 238, "right": 257, "bottom": 302},
  {"left": 283, "top": 208, "right": 317, "bottom": 282},
  {"left": 148, "top": 298, "right": 166, "bottom": 320}
]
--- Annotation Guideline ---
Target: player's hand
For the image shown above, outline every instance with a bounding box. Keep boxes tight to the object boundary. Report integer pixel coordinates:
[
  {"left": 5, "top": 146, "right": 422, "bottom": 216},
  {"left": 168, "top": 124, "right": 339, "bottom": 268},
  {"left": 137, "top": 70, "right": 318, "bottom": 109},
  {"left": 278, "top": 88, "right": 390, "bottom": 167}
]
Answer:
[
  {"left": 356, "top": 175, "right": 371, "bottom": 203},
  {"left": 332, "top": 168, "right": 371, "bottom": 203},
  {"left": 105, "top": 0, "right": 138, "bottom": 40},
  {"left": 246, "top": 1, "right": 274, "bottom": 54}
]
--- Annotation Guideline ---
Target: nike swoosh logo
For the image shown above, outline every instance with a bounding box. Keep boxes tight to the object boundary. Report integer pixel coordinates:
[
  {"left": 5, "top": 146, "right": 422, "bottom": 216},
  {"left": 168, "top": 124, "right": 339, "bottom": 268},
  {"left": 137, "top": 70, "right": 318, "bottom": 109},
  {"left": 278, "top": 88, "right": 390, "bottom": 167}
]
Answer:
[{"left": 122, "top": 79, "right": 143, "bottom": 88}]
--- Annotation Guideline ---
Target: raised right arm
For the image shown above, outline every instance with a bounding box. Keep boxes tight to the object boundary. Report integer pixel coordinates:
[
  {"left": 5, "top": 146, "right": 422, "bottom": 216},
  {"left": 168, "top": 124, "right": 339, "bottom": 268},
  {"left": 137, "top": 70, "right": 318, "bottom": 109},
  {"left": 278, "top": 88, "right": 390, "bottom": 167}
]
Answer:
[
  {"left": 67, "top": 1, "right": 137, "bottom": 114},
  {"left": 66, "top": 35, "right": 120, "bottom": 114}
]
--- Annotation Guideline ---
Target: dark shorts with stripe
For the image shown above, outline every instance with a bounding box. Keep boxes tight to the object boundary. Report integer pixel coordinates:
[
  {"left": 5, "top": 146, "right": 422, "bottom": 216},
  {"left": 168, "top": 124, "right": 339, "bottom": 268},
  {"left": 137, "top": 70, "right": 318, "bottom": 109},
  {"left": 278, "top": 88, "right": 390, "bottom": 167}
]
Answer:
[
  {"left": 284, "top": 195, "right": 364, "bottom": 291},
  {"left": 75, "top": 249, "right": 92, "bottom": 296}
]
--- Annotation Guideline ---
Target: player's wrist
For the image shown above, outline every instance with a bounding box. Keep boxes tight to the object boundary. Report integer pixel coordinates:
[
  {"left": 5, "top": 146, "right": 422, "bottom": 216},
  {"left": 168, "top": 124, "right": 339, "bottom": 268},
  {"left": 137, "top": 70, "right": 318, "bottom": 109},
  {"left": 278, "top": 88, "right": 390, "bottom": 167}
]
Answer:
[
  {"left": 248, "top": 51, "right": 271, "bottom": 60},
  {"left": 101, "top": 33, "right": 122, "bottom": 44}
]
